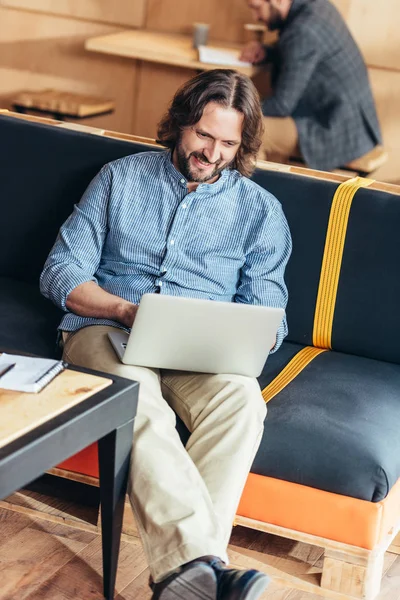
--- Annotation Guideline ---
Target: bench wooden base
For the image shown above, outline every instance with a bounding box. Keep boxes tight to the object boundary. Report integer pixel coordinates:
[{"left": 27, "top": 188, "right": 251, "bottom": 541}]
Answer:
[
  {"left": 235, "top": 515, "right": 400, "bottom": 600},
  {"left": 46, "top": 467, "right": 400, "bottom": 599}
]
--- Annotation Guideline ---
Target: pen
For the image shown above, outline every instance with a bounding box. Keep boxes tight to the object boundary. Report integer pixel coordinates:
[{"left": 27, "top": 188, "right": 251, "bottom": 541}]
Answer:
[{"left": 0, "top": 363, "right": 16, "bottom": 379}]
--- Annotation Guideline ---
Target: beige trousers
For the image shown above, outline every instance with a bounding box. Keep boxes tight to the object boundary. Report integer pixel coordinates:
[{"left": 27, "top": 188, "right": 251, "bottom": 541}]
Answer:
[
  {"left": 252, "top": 69, "right": 299, "bottom": 163},
  {"left": 261, "top": 116, "right": 299, "bottom": 164},
  {"left": 62, "top": 325, "right": 267, "bottom": 582}
]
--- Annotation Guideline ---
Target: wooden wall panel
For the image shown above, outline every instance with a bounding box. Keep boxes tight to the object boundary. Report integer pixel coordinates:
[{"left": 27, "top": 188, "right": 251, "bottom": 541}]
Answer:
[
  {"left": 369, "top": 68, "right": 400, "bottom": 150},
  {"left": 331, "top": 0, "right": 399, "bottom": 71},
  {"left": 344, "top": 0, "right": 400, "bottom": 71},
  {"left": 0, "top": 7, "right": 137, "bottom": 133},
  {"left": 0, "top": 0, "right": 146, "bottom": 28},
  {"left": 132, "top": 62, "right": 197, "bottom": 139},
  {"left": 145, "top": 0, "right": 251, "bottom": 44}
]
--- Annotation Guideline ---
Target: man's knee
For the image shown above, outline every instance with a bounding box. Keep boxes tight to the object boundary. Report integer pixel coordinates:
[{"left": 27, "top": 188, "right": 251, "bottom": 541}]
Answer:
[
  {"left": 262, "top": 116, "right": 299, "bottom": 160},
  {"left": 223, "top": 377, "right": 267, "bottom": 424}
]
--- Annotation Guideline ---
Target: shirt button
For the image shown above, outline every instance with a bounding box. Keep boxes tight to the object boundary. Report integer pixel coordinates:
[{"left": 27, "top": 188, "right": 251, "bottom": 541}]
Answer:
[
  {"left": 180, "top": 178, "right": 185, "bottom": 184},
  {"left": 170, "top": 239, "right": 175, "bottom": 245},
  {"left": 182, "top": 203, "right": 187, "bottom": 209},
  {"left": 158, "top": 281, "right": 163, "bottom": 287}
]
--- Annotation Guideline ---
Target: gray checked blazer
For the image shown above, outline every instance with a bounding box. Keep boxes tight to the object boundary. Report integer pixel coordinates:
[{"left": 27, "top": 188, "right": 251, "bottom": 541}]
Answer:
[{"left": 262, "top": 0, "right": 382, "bottom": 171}]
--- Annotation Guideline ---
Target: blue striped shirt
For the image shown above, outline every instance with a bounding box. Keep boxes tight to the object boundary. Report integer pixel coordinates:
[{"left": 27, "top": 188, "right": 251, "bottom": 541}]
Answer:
[{"left": 40, "top": 150, "right": 292, "bottom": 351}]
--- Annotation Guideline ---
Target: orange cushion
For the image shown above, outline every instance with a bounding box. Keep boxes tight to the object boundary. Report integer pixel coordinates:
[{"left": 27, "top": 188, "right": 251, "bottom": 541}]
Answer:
[
  {"left": 57, "top": 446, "right": 400, "bottom": 550},
  {"left": 57, "top": 443, "right": 99, "bottom": 478},
  {"left": 238, "top": 473, "right": 400, "bottom": 550}
]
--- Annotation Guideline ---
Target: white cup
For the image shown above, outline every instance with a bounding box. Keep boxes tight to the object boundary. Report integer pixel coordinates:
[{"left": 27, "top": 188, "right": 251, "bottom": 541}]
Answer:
[{"left": 193, "top": 22, "right": 210, "bottom": 48}]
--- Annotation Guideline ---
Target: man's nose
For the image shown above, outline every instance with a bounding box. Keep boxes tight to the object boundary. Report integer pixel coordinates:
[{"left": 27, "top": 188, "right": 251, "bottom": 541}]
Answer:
[{"left": 203, "top": 143, "right": 220, "bottom": 164}]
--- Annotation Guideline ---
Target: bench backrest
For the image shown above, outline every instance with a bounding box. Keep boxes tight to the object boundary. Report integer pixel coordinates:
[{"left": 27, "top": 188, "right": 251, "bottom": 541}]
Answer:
[
  {"left": 0, "top": 115, "right": 156, "bottom": 283},
  {"left": 254, "top": 169, "right": 400, "bottom": 364},
  {"left": 1, "top": 115, "right": 400, "bottom": 365}
]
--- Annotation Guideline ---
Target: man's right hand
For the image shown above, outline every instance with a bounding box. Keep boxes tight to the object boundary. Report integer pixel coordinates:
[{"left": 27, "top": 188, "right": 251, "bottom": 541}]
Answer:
[
  {"left": 240, "top": 41, "right": 267, "bottom": 64},
  {"left": 117, "top": 301, "right": 138, "bottom": 329},
  {"left": 66, "top": 281, "right": 138, "bottom": 328}
]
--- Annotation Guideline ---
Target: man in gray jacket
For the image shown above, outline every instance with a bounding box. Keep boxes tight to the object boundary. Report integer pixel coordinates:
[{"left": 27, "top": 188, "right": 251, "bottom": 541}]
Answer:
[{"left": 242, "top": 0, "right": 382, "bottom": 171}]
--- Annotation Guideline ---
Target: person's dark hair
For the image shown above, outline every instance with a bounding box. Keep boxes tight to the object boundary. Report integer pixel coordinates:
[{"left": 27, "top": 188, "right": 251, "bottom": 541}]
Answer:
[{"left": 157, "top": 69, "right": 264, "bottom": 177}]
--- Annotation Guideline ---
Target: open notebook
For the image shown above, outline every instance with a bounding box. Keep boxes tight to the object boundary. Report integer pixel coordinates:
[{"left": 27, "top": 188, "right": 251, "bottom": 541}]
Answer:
[
  {"left": 0, "top": 353, "right": 65, "bottom": 393},
  {"left": 198, "top": 45, "right": 252, "bottom": 68}
]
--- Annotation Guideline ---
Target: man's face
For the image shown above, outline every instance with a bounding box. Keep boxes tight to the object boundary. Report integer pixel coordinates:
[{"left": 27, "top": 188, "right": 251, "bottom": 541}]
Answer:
[
  {"left": 174, "top": 102, "right": 243, "bottom": 184},
  {"left": 247, "top": 0, "right": 285, "bottom": 30}
]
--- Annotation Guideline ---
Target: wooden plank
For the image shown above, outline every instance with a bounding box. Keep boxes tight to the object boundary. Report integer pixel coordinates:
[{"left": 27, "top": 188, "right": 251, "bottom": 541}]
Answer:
[
  {"left": 85, "top": 29, "right": 259, "bottom": 77},
  {"left": 0, "top": 111, "right": 62, "bottom": 125},
  {"left": 55, "top": 121, "right": 105, "bottom": 135},
  {"left": 0, "top": 368, "right": 112, "bottom": 448},
  {"left": 234, "top": 515, "right": 372, "bottom": 558},
  {"left": 231, "top": 524, "right": 325, "bottom": 580},
  {"left": 0, "top": 0, "right": 146, "bottom": 28},
  {"left": 104, "top": 130, "right": 158, "bottom": 147},
  {"left": 321, "top": 548, "right": 384, "bottom": 599},
  {"left": 47, "top": 467, "right": 99, "bottom": 488}
]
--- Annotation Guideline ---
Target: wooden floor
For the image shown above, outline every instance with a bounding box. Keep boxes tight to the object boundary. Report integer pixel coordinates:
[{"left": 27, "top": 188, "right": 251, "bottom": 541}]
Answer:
[{"left": 0, "top": 482, "right": 399, "bottom": 600}]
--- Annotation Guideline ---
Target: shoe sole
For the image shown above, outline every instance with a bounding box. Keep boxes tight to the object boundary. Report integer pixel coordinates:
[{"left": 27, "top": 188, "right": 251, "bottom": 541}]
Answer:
[
  {"left": 159, "top": 563, "right": 217, "bottom": 600},
  {"left": 239, "top": 572, "right": 270, "bottom": 600}
]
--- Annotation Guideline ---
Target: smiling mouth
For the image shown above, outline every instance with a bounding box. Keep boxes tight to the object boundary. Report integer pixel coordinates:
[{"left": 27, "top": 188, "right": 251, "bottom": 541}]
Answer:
[{"left": 192, "top": 155, "right": 214, "bottom": 168}]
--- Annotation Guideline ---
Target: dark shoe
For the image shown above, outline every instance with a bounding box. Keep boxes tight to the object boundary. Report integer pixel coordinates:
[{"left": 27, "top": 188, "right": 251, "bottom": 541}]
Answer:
[
  {"left": 208, "top": 558, "right": 270, "bottom": 600},
  {"left": 151, "top": 561, "right": 218, "bottom": 600}
]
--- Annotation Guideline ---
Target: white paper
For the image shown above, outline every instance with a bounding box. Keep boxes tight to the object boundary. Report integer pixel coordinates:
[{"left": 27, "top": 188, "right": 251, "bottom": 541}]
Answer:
[
  {"left": 198, "top": 45, "right": 252, "bottom": 68},
  {"left": 0, "top": 353, "right": 63, "bottom": 392}
]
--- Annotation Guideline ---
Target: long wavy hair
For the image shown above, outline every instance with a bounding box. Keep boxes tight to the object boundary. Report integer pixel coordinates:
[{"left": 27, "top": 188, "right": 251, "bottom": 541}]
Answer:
[{"left": 157, "top": 69, "right": 264, "bottom": 177}]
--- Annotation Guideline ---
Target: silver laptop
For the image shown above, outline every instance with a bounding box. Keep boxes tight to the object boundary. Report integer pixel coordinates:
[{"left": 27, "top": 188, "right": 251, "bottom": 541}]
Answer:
[{"left": 108, "top": 293, "right": 284, "bottom": 377}]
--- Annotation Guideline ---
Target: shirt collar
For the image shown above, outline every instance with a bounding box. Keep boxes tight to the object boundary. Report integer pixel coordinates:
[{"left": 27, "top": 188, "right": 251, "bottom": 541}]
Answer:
[{"left": 163, "top": 150, "right": 232, "bottom": 195}]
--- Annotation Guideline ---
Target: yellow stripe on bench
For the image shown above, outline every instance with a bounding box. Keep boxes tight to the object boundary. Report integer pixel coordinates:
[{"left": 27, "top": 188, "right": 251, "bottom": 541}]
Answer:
[
  {"left": 313, "top": 177, "right": 374, "bottom": 349},
  {"left": 262, "top": 346, "right": 328, "bottom": 403}
]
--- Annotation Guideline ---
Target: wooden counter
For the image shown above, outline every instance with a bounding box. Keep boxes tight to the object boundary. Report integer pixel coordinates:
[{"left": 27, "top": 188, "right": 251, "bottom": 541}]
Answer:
[{"left": 85, "top": 29, "right": 259, "bottom": 77}]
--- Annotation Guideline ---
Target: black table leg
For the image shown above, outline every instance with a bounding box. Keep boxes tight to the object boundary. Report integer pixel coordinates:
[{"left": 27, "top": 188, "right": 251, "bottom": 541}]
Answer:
[{"left": 98, "top": 419, "right": 134, "bottom": 600}]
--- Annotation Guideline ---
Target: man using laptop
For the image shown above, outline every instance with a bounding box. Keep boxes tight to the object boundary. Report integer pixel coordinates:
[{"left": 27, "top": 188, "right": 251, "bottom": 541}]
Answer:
[{"left": 41, "top": 69, "right": 292, "bottom": 600}]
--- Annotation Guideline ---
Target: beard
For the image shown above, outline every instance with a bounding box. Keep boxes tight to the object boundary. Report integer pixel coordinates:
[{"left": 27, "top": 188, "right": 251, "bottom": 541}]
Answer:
[
  {"left": 175, "top": 143, "right": 232, "bottom": 183},
  {"left": 264, "top": 8, "right": 285, "bottom": 30}
]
